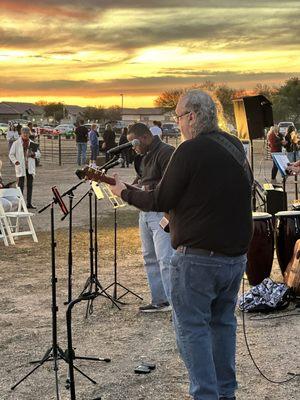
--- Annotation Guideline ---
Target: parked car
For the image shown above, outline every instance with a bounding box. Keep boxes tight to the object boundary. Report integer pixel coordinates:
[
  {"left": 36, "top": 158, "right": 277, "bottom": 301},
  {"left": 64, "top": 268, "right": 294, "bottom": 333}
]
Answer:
[
  {"left": 278, "top": 121, "right": 296, "bottom": 135},
  {"left": 0, "top": 123, "right": 9, "bottom": 137},
  {"left": 161, "top": 123, "right": 180, "bottom": 137},
  {"left": 55, "top": 124, "right": 75, "bottom": 139},
  {"left": 38, "top": 125, "right": 59, "bottom": 139}
]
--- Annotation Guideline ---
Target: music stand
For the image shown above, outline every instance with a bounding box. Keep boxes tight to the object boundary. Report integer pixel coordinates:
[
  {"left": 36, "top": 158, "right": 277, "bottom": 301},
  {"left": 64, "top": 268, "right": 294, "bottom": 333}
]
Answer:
[
  {"left": 271, "top": 153, "right": 290, "bottom": 210},
  {"left": 75, "top": 186, "right": 122, "bottom": 316},
  {"left": 103, "top": 202, "right": 143, "bottom": 303}
]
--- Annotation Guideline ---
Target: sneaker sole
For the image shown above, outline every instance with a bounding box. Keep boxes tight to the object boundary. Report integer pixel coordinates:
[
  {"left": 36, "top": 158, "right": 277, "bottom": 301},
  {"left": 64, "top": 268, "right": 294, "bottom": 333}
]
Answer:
[{"left": 140, "top": 306, "right": 172, "bottom": 313}]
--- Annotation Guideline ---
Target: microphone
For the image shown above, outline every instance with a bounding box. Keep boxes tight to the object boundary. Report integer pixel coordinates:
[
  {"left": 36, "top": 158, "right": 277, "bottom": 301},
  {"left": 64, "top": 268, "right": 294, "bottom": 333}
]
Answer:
[
  {"left": 103, "top": 158, "right": 124, "bottom": 171},
  {"left": 107, "top": 139, "right": 140, "bottom": 155}
]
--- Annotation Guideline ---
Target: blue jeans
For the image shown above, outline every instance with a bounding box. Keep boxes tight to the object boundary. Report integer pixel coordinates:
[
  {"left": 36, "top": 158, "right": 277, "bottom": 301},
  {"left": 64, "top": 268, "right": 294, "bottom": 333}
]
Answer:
[
  {"left": 77, "top": 142, "right": 87, "bottom": 166},
  {"left": 170, "top": 251, "right": 247, "bottom": 400},
  {"left": 139, "top": 211, "right": 174, "bottom": 304},
  {"left": 90, "top": 144, "right": 99, "bottom": 161}
]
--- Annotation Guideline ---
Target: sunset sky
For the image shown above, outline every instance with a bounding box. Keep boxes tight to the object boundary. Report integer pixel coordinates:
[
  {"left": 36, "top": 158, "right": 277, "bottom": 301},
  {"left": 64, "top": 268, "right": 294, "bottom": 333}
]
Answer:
[{"left": 1, "top": 0, "right": 300, "bottom": 107}]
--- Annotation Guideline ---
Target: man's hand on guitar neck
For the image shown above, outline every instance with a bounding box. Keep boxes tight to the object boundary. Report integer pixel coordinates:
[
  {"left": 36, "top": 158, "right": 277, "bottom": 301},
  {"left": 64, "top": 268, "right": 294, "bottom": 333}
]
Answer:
[{"left": 109, "top": 173, "right": 127, "bottom": 197}]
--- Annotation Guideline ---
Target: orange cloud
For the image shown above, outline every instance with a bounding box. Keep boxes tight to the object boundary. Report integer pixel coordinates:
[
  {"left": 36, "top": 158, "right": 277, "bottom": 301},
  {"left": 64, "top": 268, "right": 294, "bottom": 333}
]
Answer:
[{"left": 0, "top": 0, "right": 92, "bottom": 19}]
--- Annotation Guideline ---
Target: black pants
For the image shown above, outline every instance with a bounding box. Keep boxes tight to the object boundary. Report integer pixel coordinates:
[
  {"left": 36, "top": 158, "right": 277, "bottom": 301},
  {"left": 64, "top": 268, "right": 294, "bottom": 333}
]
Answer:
[{"left": 18, "top": 170, "right": 33, "bottom": 205}]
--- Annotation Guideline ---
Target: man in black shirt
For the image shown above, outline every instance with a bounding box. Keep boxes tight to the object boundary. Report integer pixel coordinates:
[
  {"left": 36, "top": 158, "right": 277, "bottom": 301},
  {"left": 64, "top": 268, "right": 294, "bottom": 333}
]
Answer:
[
  {"left": 127, "top": 123, "right": 174, "bottom": 312},
  {"left": 109, "top": 90, "right": 253, "bottom": 400},
  {"left": 75, "top": 120, "right": 88, "bottom": 166}
]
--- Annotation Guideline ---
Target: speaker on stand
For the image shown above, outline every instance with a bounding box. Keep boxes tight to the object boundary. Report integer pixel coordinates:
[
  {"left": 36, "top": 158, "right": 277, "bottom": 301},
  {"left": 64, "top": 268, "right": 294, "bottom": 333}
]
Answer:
[{"left": 233, "top": 95, "right": 274, "bottom": 210}]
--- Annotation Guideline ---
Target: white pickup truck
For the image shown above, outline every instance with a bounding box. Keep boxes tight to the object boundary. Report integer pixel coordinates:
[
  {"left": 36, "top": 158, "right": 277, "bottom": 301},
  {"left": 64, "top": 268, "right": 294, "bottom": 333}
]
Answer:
[{"left": 278, "top": 121, "right": 295, "bottom": 135}]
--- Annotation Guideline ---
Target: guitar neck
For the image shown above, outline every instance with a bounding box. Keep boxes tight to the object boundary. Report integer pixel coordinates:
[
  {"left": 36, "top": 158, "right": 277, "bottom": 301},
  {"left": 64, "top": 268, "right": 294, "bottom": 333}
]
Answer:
[{"left": 76, "top": 167, "right": 116, "bottom": 185}]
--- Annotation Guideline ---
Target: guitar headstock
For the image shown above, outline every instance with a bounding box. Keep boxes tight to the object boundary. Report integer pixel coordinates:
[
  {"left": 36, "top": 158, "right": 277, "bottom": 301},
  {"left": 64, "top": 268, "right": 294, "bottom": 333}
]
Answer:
[{"left": 75, "top": 166, "right": 116, "bottom": 185}]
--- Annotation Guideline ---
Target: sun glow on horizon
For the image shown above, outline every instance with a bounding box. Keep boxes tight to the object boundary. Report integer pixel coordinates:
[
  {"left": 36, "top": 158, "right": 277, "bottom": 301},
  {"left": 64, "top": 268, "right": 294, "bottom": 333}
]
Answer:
[{"left": 1, "top": 1, "right": 300, "bottom": 107}]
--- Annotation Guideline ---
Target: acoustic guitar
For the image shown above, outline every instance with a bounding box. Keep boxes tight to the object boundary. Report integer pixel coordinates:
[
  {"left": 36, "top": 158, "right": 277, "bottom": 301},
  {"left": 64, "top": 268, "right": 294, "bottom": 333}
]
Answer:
[
  {"left": 77, "top": 166, "right": 171, "bottom": 232},
  {"left": 76, "top": 166, "right": 116, "bottom": 185},
  {"left": 284, "top": 239, "right": 300, "bottom": 295}
]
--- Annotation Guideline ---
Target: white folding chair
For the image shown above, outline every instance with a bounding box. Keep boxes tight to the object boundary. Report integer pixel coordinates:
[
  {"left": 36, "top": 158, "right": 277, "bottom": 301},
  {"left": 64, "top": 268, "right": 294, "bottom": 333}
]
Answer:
[
  {"left": 0, "top": 209, "right": 10, "bottom": 246},
  {"left": 0, "top": 187, "right": 38, "bottom": 243}
]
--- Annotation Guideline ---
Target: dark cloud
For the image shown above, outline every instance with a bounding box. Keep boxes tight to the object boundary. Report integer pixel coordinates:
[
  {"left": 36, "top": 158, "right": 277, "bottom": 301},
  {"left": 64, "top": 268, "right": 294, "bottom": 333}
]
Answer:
[
  {"left": 1, "top": 71, "right": 298, "bottom": 97},
  {"left": 1, "top": 6, "right": 300, "bottom": 54},
  {"left": 3, "top": 0, "right": 300, "bottom": 11}
]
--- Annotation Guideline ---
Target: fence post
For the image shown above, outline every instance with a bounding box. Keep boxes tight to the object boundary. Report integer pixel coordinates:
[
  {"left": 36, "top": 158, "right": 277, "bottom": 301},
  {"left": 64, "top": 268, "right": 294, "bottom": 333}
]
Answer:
[{"left": 58, "top": 134, "right": 62, "bottom": 166}]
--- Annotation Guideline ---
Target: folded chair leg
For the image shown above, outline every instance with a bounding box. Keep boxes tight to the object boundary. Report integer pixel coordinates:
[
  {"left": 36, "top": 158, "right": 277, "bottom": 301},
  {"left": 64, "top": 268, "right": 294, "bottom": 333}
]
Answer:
[
  {"left": 3, "top": 218, "right": 15, "bottom": 245},
  {"left": 27, "top": 216, "right": 38, "bottom": 243},
  {"left": 0, "top": 221, "right": 9, "bottom": 246}
]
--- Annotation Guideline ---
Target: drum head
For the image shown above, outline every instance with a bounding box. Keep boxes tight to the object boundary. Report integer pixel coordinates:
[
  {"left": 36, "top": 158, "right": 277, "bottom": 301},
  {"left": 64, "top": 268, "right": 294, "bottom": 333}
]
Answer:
[
  {"left": 252, "top": 212, "right": 272, "bottom": 220},
  {"left": 275, "top": 211, "right": 300, "bottom": 217}
]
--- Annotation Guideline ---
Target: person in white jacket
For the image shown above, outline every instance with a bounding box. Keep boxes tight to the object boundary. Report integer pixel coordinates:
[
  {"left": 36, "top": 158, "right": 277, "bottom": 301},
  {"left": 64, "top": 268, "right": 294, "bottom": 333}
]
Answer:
[{"left": 9, "top": 127, "right": 40, "bottom": 209}]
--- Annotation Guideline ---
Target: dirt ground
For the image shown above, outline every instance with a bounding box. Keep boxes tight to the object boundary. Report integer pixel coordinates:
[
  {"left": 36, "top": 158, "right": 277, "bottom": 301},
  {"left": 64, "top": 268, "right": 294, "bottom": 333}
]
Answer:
[{"left": 0, "top": 138, "right": 299, "bottom": 400}]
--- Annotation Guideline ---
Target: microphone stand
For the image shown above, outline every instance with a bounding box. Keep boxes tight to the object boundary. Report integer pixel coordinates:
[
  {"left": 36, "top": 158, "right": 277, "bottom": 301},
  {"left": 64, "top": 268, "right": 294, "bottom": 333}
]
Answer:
[
  {"left": 60, "top": 180, "right": 85, "bottom": 305},
  {"left": 58, "top": 181, "right": 111, "bottom": 389},
  {"left": 11, "top": 190, "right": 98, "bottom": 397}
]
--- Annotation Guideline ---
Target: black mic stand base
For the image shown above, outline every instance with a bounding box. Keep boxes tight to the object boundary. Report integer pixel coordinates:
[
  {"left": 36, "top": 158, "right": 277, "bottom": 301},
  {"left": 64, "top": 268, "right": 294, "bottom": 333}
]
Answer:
[
  {"left": 104, "top": 281, "right": 143, "bottom": 303},
  {"left": 11, "top": 343, "right": 103, "bottom": 392},
  {"left": 78, "top": 274, "right": 122, "bottom": 317}
]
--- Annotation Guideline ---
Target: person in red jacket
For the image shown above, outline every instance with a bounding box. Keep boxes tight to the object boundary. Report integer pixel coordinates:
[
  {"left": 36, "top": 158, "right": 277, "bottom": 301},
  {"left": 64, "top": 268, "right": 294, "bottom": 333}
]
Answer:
[{"left": 267, "top": 125, "right": 284, "bottom": 181}]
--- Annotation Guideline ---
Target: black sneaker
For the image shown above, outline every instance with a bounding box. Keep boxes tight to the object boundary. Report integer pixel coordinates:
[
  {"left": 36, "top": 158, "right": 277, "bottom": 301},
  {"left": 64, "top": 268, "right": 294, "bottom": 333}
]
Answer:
[
  {"left": 27, "top": 204, "right": 37, "bottom": 210},
  {"left": 139, "top": 302, "right": 171, "bottom": 313},
  {"left": 219, "top": 397, "right": 236, "bottom": 400}
]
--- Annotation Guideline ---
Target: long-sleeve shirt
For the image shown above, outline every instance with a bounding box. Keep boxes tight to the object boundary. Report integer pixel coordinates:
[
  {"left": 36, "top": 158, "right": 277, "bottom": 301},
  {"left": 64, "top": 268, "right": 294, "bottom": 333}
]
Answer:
[
  {"left": 122, "top": 131, "right": 253, "bottom": 256},
  {"left": 75, "top": 125, "right": 89, "bottom": 143},
  {"left": 137, "top": 136, "right": 174, "bottom": 189},
  {"left": 89, "top": 129, "right": 99, "bottom": 147},
  {"left": 268, "top": 131, "right": 282, "bottom": 152}
]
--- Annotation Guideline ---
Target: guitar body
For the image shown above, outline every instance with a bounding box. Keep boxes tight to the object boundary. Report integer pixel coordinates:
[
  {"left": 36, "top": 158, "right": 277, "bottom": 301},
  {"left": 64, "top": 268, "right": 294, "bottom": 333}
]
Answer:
[{"left": 284, "top": 239, "right": 300, "bottom": 295}]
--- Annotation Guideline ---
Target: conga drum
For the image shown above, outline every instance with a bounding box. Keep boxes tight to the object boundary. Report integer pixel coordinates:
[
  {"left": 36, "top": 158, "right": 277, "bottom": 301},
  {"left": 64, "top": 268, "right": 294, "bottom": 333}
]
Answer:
[
  {"left": 246, "top": 212, "right": 274, "bottom": 286},
  {"left": 275, "top": 211, "right": 300, "bottom": 275}
]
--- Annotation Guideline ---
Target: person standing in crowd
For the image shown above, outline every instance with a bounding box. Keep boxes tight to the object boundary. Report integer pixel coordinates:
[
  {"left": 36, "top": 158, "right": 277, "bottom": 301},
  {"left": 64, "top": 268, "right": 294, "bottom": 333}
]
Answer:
[
  {"left": 102, "top": 123, "right": 116, "bottom": 162},
  {"left": 267, "top": 125, "right": 284, "bottom": 182},
  {"left": 75, "top": 119, "right": 89, "bottom": 166},
  {"left": 9, "top": 127, "right": 40, "bottom": 209},
  {"left": 89, "top": 123, "right": 99, "bottom": 166},
  {"left": 118, "top": 127, "right": 130, "bottom": 168},
  {"left": 6, "top": 124, "right": 19, "bottom": 152},
  {"left": 283, "top": 125, "right": 299, "bottom": 162},
  {"left": 109, "top": 89, "right": 253, "bottom": 400},
  {"left": 122, "top": 123, "right": 174, "bottom": 312},
  {"left": 16, "top": 122, "right": 22, "bottom": 135},
  {"left": 27, "top": 122, "right": 36, "bottom": 141},
  {"left": 150, "top": 120, "right": 162, "bottom": 137}
]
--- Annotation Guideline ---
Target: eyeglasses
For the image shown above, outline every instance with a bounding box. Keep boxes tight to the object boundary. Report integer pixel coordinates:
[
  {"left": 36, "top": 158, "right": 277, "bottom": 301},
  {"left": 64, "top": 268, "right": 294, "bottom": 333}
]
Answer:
[{"left": 173, "top": 111, "right": 190, "bottom": 123}]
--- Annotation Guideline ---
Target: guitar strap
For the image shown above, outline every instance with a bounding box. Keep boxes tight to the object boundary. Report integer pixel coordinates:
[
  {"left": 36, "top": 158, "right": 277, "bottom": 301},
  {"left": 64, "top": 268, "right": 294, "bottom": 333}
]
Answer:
[{"left": 207, "top": 132, "right": 253, "bottom": 185}]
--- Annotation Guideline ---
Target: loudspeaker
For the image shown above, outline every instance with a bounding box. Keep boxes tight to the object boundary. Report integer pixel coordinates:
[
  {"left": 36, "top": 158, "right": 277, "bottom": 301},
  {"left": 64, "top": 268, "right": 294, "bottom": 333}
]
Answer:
[
  {"left": 233, "top": 95, "right": 274, "bottom": 141},
  {"left": 265, "top": 187, "right": 287, "bottom": 215}
]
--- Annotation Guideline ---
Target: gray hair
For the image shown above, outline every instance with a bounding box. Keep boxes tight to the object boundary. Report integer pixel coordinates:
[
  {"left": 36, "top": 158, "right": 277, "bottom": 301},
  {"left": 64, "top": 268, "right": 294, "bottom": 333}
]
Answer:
[
  {"left": 182, "top": 89, "right": 219, "bottom": 136},
  {"left": 21, "top": 127, "right": 30, "bottom": 135}
]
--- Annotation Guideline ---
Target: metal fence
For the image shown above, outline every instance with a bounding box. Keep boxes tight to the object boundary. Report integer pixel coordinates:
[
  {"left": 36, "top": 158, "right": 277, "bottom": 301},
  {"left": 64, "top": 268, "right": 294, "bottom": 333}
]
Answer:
[
  {"left": 38, "top": 134, "right": 180, "bottom": 165},
  {"left": 38, "top": 135, "right": 86, "bottom": 165}
]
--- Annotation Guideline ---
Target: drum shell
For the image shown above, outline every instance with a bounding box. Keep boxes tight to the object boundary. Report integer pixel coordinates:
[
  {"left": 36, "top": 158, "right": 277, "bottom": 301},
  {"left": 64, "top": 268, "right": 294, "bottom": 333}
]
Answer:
[
  {"left": 276, "top": 213, "right": 300, "bottom": 275},
  {"left": 247, "top": 217, "right": 274, "bottom": 286}
]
